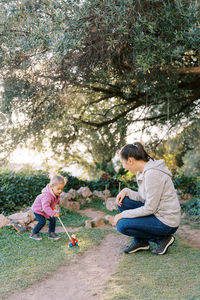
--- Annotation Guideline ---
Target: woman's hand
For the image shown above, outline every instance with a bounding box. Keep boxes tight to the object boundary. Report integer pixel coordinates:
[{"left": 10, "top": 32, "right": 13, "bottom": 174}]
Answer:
[
  {"left": 54, "top": 212, "right": 60, "bottom": 218},
  {"left": 116, "top": 189, "right": 127, "bottom": 207},
  {"left": 113, "top": 214, "right": 122, "bottom": 226}
]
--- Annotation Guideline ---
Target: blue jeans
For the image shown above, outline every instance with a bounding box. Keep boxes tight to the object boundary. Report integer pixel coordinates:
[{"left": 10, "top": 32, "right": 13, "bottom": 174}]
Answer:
[
  {"left": 116, "top": 197, "right": 178, "bottom": 243},
  {"left": 32, "top": 213, "right": 56, "bottom": 234}
]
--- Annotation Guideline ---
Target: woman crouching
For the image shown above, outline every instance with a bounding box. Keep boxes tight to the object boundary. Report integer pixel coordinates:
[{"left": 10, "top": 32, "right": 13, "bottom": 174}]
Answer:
[{"left": 113, "top": 142, "right": 181, "bottom": 255}]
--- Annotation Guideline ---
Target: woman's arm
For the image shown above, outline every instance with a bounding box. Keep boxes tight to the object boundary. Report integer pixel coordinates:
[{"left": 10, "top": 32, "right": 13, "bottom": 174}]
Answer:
[
  {"left": 123, "top": 188, "right": 139, "bottom": 201},
  {"left": 116, "top": 188, "right": 139, "bottom": 206}
]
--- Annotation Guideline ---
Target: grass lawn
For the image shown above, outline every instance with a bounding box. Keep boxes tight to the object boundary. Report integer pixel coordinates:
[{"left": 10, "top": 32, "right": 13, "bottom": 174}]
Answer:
[
  {"left": 103, "top": 236, "right": 200, "bottom": 300},
  {"left": 0, "top": 209, "right": 112, "bottom": 299},
  {"left": 181, "top": 217, "right": 200, "bottom": 230},
  {"left": 60, "top": 207, "right": 90, "bottom": 226}
]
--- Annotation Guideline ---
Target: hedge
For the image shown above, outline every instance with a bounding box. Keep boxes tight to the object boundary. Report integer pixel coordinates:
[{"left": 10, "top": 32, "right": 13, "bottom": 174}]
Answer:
[
  {"left": 0, "top": 168, "right": 138, "bottom": 214},
  {"left": 0, "top": 169, "right": 49, "bottom": 214},
  {"left": 0, "top": 168, "right": 199, "bottom": 216}
]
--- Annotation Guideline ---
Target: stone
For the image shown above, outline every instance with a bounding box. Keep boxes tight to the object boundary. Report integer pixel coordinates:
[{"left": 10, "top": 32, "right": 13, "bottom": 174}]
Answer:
[
  {"left": 61, "top": 199, "right": 80, "bottom": 211},
  {"left": 60, "top": 192, "right": 73, "bottom": 202},
  {"left": 92, "top": 216, "right": 105, "bottom": 227},
  {"left": 85, "top": 220, "right": 93, "bottom": 228},
  {"left": 104, "top": 215, "right": 115, "bottom": 225},
  {"left": 86, "top": 197, "right": 93, "bottom": 203},
  {"left": 93, "top": 190, "right": 105, "bottom": 200},
  {"left": 106, "top": 197, "right": 117, "bottom": 211},
  {"left": 79, "top": 198, "right": 86, "bottom": 205},
  {"left": 68, "top": 189, "right": 78, "bottom": 199},
  {"left": 8, "top": 210, "right": 35, "bottom": 225},
  {"left": 77, "top": 187, "right": 92, "bottom": 198},
  {"left": 103, "top": 189, "right": 111, "bottom": 198},
  {"left": 26, "top": 220, "right": 38, "bottom": 231},
  {"left": 0, "top": 214, "right": 10, "bottom": 229}
]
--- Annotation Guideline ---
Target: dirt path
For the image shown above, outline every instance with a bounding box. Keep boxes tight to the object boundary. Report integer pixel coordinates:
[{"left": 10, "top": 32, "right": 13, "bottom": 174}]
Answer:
[
  {"left": 176, "top": 224, "right": 200, "bottom": 249},
  {"left": 77, "top": 208, "right": 106, "bottom": 219},
  {"left": 40, "top": 208, "right": 111, "bottom": 233},
  {"left": 6, "top": 233, "right": 129, "bottom": 300},
  {"left": 5, "top": 208, "right": 200, "bottom": 300}
]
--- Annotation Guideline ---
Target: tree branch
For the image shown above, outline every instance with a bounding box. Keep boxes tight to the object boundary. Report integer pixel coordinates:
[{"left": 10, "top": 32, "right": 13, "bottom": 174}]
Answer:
[
  {"left": 177, "top": 67, "right": 200, "bottom": 74},
  {"left": 74, "top": 104, "right": 139, "bottom": 128}
]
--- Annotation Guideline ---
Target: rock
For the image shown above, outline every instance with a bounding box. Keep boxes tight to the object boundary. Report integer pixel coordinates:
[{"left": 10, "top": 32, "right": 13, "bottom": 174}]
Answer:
[
  {"left": 8, "top": 210, "right": 35, "bottom": 225},
  {"left": 106, "top": 197, "right": 117, "bottom": 211},
  {"left": 77, "top": 187, "right": 92, "bottom": 198},
  {"left": 93, "top": 190, "right": 105, "bottom": 200},
  {"left": 103, "top": 189, "right": 111, "bottom": 198},
  {"left": 68, "top": 189, "right": 78, "bottom": 199},
  {"left": 92, "top": 216, "right": 105, "bottom": 227},
  {"left": 0, "top": 214, "right": 10, "bottom": 229},
  {"left": 86, "top": 197, "right": 93, "bottom": 203},
  {"left": 61, "top": 199, "right": 80, "bottom": 211},
  {"left": 85, "top": 220, "right": 93, "bottom": 228},
  {"left": 79, "top": 198, "right": 86, "bottom": 205},
  {"left": 60, "top": 191, "right": 74, "bottom": 202},
  {"left": 26, "top": 220, "right": 38, "bottom": 231},
  {"left": 104, "top": 215, "right": 115, "bottom": 225}
]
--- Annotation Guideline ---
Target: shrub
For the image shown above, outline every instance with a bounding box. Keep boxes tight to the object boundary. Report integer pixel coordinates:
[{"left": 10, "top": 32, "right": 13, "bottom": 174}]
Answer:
[
  {"left": 181, "top": 197, "right": 200, "bottom": 222},
  {"left": 173, "top": 174, "right": 200, "bottom": 195},
  {"left": 0, "top": 169, "right": 49, "bottom": 214},
  {"left": 0, "top": 168, "right": 139, "bottom": 214}
]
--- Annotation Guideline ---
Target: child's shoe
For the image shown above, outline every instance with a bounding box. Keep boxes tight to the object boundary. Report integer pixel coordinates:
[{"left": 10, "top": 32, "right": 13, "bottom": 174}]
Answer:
[
  {"left": 29, "top": 233, "right": 42, "bottom": 241},
  {"left": 48, "top": 232, "right": 61, "bottom": 240}
]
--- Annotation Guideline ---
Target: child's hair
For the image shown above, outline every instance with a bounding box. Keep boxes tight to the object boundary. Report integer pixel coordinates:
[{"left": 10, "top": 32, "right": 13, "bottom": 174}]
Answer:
[
  {"left": 120, "top": 142, "right": 153, "bottom": 162},
  {"left": 49, "top": 175, "right": 67, "bottom": 186}
]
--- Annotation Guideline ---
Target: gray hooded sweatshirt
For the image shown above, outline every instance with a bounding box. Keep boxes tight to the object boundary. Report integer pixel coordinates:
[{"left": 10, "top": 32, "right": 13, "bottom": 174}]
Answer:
[{"left": 120, "top": 159, "right": 181, "bottom": 227}]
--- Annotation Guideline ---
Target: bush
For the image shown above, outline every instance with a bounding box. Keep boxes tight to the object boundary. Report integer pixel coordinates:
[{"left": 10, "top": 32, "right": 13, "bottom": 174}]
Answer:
[
  {"left": 0, "top": 169, "right": 49, "bottom": 215},
  {"left": 173, "top": 174, "right": 200, "bottom": 195},
  {"left": 0, "top": 168, "right": 137, "bottom": 214},
  {"left": 181, "top": 197, "right": 200, "bottom": 222},
  {"left": 60, "top": 172, "right": 87, "bottom": 190}
]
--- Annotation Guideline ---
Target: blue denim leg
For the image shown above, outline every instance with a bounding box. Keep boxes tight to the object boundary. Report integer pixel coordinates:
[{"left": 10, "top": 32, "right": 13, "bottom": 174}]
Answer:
[
  {"left": 48, "top": 216, "right": 56, "bottom": 233},
  {"left": 117, "top": 196, "right": 178, "bottom": 243},
  {"left": 118, "top": 196, "right": 144, "bottom": 212},
  {"left": 33, "top": 213, "right": 46, "bottom": 234}
]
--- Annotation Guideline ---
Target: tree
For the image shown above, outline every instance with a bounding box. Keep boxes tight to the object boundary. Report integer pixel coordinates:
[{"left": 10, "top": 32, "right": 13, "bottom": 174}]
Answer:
[
  {"left": 148, "top": 118, "right": 200, "bottom": 175},
  {"left": 0, "top": 0, "right": 200, "bottom": 166}
]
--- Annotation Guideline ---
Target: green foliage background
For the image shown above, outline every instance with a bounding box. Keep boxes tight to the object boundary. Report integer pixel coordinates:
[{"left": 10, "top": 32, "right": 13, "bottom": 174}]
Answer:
[
  {"left": 0, "top": 0, "right": 199, "bottom": 169},
  {"left": 0, "top": 168, "right": 136, "bottom": 214},
  {"left": 0, "top": 168, "right": 199, "bottom": 219}
]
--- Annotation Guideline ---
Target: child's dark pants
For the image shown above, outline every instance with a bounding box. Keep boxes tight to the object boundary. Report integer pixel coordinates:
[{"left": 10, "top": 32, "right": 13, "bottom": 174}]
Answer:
[{"left": 32, "top": 213, "right": 56, "bottom": 234}]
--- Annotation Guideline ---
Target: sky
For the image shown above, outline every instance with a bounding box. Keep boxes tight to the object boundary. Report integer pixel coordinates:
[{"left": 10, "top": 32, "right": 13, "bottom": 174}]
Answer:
[{"left": 9, "top": 125, "right": 155, "bottom": 178}]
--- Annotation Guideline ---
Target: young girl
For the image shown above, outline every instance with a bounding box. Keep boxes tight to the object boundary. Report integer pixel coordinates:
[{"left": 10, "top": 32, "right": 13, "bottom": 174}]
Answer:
[
  {"left": 114, "top": 142, "right": 181, "bottom": 255},
  {"left": 30, "top": 175, "right": 67, "bottom": 240}
]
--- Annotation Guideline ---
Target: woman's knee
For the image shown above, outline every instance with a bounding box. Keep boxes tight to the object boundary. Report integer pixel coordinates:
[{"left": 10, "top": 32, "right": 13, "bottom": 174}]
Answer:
[
  {"left": 116, "top": 219, "right": 129, "bottom": 235},
  {"left": 118, "top": 196, "right": 132, "bottom": 212}
]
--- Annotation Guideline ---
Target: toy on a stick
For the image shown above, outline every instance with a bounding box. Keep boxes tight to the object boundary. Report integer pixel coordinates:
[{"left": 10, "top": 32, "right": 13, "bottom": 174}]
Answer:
[
  {"left": 57, "top": 216, "right": 79, "bottom": 248},
  {"left": 10, "top": 221, "right": 26, "bottom": 233}
]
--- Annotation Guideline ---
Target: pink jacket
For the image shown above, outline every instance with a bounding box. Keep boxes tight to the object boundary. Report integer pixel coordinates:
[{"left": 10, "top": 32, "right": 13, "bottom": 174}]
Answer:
[{"left": 31, "top": 184, "right": 60, "bottom": 219}]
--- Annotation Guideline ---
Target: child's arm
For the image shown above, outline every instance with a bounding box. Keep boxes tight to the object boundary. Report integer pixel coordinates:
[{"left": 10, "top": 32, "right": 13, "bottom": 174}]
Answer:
[{"left": 41, "top": 196, "right": 56, "bottom": 217}]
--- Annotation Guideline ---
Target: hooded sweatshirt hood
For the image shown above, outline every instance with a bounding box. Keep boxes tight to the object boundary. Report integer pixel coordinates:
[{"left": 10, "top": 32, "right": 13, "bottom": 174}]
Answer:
[
  {"left": 143, "top": 159, "right": 172, "bottom": 177},
  {"left": 41, "top": 184, "right": 57, "bottom": 197}
]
